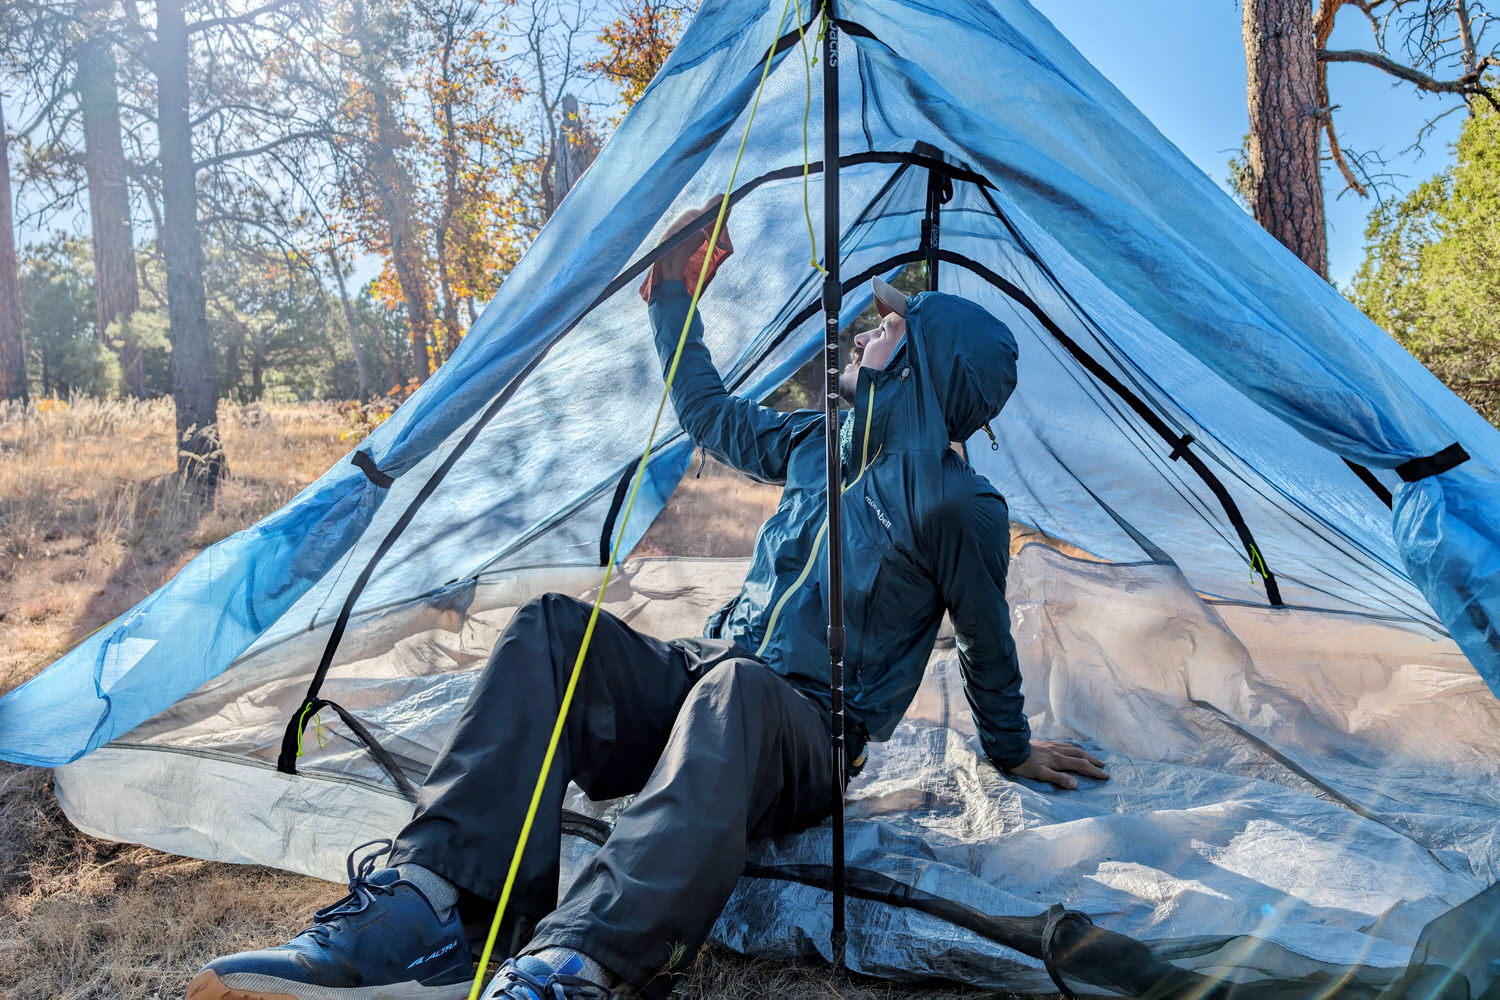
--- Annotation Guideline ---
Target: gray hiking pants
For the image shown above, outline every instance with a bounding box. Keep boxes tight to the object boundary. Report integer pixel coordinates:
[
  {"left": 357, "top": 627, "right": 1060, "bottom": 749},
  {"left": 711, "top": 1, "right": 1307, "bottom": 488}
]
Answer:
[{"left": 389, "top": 592, "right": 843, "bottom": 992}]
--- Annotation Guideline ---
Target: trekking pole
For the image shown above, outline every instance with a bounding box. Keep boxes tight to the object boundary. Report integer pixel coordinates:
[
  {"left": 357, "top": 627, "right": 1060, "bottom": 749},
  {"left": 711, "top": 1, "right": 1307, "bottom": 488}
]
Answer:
[{"left": 819, "top": 3, "right": 847, "bottom": 980}]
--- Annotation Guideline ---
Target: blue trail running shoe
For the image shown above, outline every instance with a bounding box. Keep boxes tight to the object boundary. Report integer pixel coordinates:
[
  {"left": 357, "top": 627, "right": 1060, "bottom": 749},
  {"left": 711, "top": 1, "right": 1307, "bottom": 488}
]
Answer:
[
  {"left": 186, "top": 840, "right": 471, "bottom": 1000},
  {"left": 481, "top": 955, "right": 611, "bottom": 1000}
]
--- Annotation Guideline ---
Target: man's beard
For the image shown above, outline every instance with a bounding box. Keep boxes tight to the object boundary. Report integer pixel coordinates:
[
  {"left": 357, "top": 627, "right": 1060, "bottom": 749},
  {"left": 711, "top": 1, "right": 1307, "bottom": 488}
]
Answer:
[{"left": 837, "top": 349, "right": 863, "bottom": 404}]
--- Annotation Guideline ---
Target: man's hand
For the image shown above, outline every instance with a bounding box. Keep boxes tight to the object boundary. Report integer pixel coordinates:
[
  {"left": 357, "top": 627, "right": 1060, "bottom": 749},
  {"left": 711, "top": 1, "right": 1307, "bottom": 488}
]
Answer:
[
  {"left": 640, "top": 196, "right": 734, "bottom": 303},
  {"left": 1004, "top": 740, "right": 1109, "bottom": 790}
]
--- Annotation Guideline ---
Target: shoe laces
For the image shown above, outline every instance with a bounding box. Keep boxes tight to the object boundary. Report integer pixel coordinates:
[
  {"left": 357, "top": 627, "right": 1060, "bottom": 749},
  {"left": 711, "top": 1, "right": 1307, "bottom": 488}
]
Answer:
[
  {"left": 299, "top": 839, "right": 397, "bottom": 947},
  {"left": 490, "top": 959, "right": 612, "bottom": 1000}
]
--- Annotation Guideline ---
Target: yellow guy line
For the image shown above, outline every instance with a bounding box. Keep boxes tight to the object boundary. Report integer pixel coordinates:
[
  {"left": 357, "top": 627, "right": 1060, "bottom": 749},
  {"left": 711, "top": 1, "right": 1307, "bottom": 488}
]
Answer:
[
  {"left": 795, "top": 0, "right": 825, "bottom": 274},
  {"left": 466, "top": 1, "right": 799, "bottom": 995}
]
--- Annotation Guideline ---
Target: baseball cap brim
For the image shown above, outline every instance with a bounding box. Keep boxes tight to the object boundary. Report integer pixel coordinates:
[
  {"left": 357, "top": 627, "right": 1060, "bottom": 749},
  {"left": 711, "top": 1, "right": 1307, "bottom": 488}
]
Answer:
[{"left": 872, "top": 276, "right": 907, "bottom": 318}]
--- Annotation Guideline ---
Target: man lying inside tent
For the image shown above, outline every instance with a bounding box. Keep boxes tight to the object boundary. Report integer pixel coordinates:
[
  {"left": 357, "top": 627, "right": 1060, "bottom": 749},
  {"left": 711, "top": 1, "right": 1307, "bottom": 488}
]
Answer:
[{"left": 188, "top": 205, "right": 1109, "bottom": 1000}]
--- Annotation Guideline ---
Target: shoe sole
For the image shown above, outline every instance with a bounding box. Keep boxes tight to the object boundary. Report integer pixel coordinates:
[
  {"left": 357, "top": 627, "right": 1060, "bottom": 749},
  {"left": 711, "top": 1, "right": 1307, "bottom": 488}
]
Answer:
[{"left": 186, "top": 969, "right": 472, "bottom": 1000}]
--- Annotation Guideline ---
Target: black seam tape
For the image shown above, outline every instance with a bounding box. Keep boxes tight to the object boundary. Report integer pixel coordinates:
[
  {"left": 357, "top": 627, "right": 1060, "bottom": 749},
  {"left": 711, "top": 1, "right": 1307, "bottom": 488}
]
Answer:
[
  {"left": 598, "top": 463, "right": 636, "bottom": 566},
  {"left": 1396, "top": 443, "right": 1470, "bottom": 482},
  {"left": 352, "top": 450, "right": 394, "bottom": 488}
]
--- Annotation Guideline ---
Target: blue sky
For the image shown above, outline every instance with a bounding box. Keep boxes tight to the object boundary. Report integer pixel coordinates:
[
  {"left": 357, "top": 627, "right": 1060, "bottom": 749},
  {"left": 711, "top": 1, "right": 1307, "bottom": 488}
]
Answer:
[
  {"left": 10, "top": 1, "right": 1469, "bottom": 291},
  {"left": 1031, "top": 0, "right": 1468, "bottom": 286}
]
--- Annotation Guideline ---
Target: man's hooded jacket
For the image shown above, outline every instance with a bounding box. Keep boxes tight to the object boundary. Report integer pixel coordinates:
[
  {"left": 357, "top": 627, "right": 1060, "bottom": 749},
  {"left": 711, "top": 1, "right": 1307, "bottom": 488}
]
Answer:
[{"left": 649, "top": 282, "right": 1029, "bottom": 768}]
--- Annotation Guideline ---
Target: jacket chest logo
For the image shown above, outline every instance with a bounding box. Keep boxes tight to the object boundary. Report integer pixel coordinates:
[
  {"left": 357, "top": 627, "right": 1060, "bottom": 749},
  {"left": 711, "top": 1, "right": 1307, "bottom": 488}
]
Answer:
[{"left": 865, "top": 495, "right": 893, "bottom": 531}]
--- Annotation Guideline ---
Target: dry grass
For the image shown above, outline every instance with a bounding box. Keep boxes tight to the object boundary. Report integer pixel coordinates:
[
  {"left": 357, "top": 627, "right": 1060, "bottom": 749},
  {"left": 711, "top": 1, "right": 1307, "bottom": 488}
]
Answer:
[
  {"left": 0, "top": 398, "right": 354, "bottom": 1000},
  {"left": 0, "top": 397, "right": 351, "bottom": 695},
  {"left": 633, "top": 453, "right": 782, "bottom": 559},
  {"left": 0, "top": 398, "right": 1009, "bottom": 1000}
]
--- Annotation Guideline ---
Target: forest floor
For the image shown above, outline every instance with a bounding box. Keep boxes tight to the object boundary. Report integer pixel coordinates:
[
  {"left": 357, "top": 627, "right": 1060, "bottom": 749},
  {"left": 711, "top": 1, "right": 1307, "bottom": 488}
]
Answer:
[{"left": 0, "top": 399, "right": 1005, "bottom": 1000}]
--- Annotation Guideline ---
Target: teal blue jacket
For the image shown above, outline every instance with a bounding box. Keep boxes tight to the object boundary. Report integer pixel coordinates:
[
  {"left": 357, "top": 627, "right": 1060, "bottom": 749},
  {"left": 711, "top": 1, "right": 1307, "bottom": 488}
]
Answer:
[{"left": 649, "top": 281, "right": 1029, "bottom": 768}]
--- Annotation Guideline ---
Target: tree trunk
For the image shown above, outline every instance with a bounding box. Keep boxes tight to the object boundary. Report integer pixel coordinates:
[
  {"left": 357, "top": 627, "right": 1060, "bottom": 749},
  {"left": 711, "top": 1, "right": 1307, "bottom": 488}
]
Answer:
[
  {"left": 372, "top": 110, "right": 433, "bottom": 382},
  {"left": 76, "top": 32, "right": 142, "bottom": 393},
  {"left": 434, "top": 31, "right": 463, "bottom": 362},
  {"left": 352, "top": 0, "right": 434, "bottom": 384},
  {"left": 1244, "top": 0, "right": 1328, "bottom": 278},
  {"left": 156, "top": 0, "right": 224, "bottom": 492},
  {"left": 1457, "top": 0, "right": 1479, "bottom": 113},
  {"left": 373, "top": 115, "right": 434, "bottom": 384},
  {"left": 552, "top": 94, "right": 596, "bottom": 212},
  {"left": 327, "top": 247, "right": 372, "bottom": 398},
  {"left": 0, "top": 91, "right": 27, "bottom": 404}
]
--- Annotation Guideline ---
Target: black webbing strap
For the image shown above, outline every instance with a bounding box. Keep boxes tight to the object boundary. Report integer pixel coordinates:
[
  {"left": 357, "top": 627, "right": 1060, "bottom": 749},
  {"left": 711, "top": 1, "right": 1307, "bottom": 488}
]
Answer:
[
  {"left": 1397, "top": 442, "right": 1470, "bottom": 482},
  {"left": 301, "top": 697, "right": 418, "bottom": 802},
  {"left": 921, "top": 158, "right": 953, "bottom": 291},
  {"left": 598, "top": 463, "right": 636, "bottom": 566},
  {"left": 1343, "top": 459, "right": 1393, "bottom": 508},
  {"left": 351, "top": 450, "right": 394, "bottom": 488}
]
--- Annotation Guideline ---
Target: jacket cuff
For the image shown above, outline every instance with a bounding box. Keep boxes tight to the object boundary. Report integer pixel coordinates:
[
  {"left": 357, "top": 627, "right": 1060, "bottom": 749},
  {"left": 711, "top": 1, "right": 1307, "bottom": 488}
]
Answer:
[
  {"left": 983, "top": 720, "right": 1032, "bottom": 770},
  {"left": 989, "top": 745, "right": 1032, "bottom": 771},
  {"left": 647, "top": 278, "right": 690, "bottom": 306}
]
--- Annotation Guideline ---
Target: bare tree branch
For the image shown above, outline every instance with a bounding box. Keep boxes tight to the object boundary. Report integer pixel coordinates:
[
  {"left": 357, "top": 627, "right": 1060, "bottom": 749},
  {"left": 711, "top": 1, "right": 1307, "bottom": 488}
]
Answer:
[
  {"left": 1318, "top": 45, "right": 1500, "bottom": 95},
  {"left": 193, "top": 129, "right": 329, "bottom": 170},
  {"left": 187, "top": 0, "right": 303, "bottom": 35},
  {"left": 1319, "top": 106, "right": 1371, "bottom": 195},
  {"left": 1401, "top": 99, "right": 1470, "bottom": 152}
]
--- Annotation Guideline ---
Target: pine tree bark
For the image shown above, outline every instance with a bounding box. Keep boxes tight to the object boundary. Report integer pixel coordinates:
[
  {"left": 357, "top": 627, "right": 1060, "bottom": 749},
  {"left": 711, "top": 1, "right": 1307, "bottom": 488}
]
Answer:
[
  {"left": 156, "top": 0, "right": 224, "bottom": 491},
  {"left": 1244, "top": 0, "right": 1329, "bottom": 278},
  {"left": 76, "top": 30, "right": 141, "bottom": 392},
  {"left": 0, "top": 92, "right": 27, "bottom": 404}
]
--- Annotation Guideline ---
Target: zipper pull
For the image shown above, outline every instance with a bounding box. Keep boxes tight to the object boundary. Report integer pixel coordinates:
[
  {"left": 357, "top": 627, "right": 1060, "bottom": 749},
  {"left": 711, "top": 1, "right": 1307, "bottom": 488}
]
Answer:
[{"left": 982, "top": 422, "right": 1000, "bottom": 451}]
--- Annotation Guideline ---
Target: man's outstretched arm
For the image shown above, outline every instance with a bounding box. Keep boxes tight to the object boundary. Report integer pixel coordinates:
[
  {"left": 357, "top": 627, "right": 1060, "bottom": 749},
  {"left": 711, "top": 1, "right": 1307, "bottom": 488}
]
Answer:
[
  {"left": 648, "top": 278, "right": 814, "bottom": 484},
  {"left": 925, "top": 492, "right": 1108, "bottom": 790}
]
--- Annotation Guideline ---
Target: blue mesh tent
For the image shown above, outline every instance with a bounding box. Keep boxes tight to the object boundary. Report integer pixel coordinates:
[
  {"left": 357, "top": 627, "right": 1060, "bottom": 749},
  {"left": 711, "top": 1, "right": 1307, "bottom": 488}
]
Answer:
[{"left": 4, "top": 0, "right": 1500, "bottom": 992}]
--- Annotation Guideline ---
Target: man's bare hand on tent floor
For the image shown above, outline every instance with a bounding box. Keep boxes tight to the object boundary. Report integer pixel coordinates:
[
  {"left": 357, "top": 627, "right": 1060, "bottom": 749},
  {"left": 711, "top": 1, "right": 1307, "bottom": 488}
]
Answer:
[{"left": 1007, "top": 740, "right": 1110, "bottom": 789}]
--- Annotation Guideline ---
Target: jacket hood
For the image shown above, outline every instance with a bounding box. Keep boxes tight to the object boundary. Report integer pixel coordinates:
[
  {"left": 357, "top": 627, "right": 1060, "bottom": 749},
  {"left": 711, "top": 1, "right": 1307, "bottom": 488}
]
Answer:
[
  {"left": 843, "top": 290, "right": 1019, "bottom": 467},
  {"left": 907, "top": 292, "right": 1019, "bottom": 443}
]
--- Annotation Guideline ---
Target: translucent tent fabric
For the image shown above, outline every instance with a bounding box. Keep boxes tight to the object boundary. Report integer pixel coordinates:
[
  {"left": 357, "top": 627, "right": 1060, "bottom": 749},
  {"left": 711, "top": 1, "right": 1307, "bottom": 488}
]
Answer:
[
  {"left": 49, "top": 552, "right": 1500, "bottom": 993},
  {"left": 3, "top": 0, "right": 1500, "bottom": 990},
  {"left": 2, "top": 0, "right": 1498, "bottom": 764}
]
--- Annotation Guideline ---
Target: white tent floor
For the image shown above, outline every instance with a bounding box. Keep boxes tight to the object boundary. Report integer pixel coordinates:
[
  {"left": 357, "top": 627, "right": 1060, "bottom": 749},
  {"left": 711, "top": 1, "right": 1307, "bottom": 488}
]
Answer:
[{"left": 55, "top": 544, "right": 1500, "bottom": 989}]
